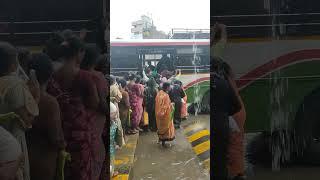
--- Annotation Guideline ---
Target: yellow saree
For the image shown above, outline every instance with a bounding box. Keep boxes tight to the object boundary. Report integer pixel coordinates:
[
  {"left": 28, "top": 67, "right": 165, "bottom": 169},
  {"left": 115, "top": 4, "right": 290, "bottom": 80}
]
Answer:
[{"left": 155, "top": 90, "right": 175, "bottom": 141}]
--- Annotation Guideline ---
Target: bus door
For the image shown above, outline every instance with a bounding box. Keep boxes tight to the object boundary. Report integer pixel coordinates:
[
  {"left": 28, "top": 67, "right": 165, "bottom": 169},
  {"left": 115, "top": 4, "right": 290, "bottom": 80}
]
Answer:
[{"left": 137, "top": 48, "right": 177, "bottom": 73}]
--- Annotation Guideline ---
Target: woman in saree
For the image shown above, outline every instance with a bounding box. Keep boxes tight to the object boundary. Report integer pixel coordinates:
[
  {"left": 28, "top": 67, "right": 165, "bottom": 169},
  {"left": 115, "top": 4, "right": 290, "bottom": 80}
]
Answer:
[
  {"left": 175, "top": 80, "right": 188, "bottom": 120},
  {"left": 109, "top": 102, "right": 118, "bottom": 178},
  {"left": 46, "top": 37, "right": 100, "bottom": 180},
  {"left": 127, "top": 74, "right": 143, "bottom": 133},
  {"left": 144, "top": 78, "right": 158, "bottom": 132},
  {"left": 26, "top": 53, "right": 66, "bottom": 180},
  {"left": 135, "top": 76, "right": 144, "bottom": 130},
  {"left": 0, "top": 42, "right": 39, "bottom": 180},
  {"left": 80, "top": 45, "right": 108, "bottom": 180},
  {"left": 155, "top": 82, "right": 175, "bottom": 147},
  {"left": 222, "top": 62, "right": 246, "bottom": 180},
  {"left": 117, "top": 79, "right": 131, "bottom": 134}
]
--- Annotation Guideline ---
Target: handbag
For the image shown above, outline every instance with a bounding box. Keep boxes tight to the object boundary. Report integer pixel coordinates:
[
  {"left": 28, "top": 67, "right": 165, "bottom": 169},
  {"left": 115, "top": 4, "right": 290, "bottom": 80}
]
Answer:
[{"left": 143, "top": 109, "right": 149, "bottom": 125}]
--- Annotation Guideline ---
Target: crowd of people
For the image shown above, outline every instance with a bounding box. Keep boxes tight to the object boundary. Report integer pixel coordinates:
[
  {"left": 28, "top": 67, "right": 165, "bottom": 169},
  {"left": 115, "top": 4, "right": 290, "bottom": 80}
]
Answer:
[
  {"left": 0, "top": 28, "right": 190, "bottom": 180},
  {"left": 0, "top": 20, "right": 247, "bottom": 180},
  {"left": 109, "top": 60, "right": 189, "bottom": 176},
  {"left": 0, "top": 30, "right": 109, "bottom": 180}
]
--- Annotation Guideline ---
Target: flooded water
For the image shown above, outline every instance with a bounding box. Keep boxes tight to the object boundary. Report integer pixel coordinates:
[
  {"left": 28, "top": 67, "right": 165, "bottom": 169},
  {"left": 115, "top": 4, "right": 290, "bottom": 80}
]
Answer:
[{"left": 132, "top": 115, "right": 210, "bottom": 180}]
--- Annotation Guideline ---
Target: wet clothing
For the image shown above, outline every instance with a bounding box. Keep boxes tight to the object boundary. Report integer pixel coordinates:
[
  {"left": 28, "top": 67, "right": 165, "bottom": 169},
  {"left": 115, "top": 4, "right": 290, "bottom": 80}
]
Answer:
[
  {"left": 155, "top": 90, "right": 175, "bottom": 141},
  {"left": 169, "top": 84, "right": 186, "bottom": 128},
  {"left": 26, "top": 92, "right": 65, "bottom": 180},
  {"left": 212, "top": 73, "right": 241, "bottom": 180},
  {"left": 47, "top": 70, "right": 99, "bottom": 180}
]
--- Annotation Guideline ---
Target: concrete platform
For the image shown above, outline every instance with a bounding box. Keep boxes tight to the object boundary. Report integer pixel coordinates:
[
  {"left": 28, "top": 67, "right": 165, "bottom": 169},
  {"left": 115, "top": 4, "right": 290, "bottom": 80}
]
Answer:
[{"left": 112, "top": 133, "right": 139, "bottom": 180}]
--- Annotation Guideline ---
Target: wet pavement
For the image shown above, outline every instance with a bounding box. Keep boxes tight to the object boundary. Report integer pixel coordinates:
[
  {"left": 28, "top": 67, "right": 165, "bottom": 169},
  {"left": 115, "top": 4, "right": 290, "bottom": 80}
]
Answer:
[{"left": 132, "top": 115, "right": 210, "bottom": 180}]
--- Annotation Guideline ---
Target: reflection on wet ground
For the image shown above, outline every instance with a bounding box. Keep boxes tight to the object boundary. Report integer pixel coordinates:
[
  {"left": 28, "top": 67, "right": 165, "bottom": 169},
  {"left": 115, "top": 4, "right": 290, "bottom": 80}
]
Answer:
[{"left": 132, "top": 115, "right": 210, "bottom": 180}]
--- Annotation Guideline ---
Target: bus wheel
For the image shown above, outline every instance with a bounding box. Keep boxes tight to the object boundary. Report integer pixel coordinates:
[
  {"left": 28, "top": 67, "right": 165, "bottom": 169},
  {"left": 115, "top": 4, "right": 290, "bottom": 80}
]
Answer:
[
  {"left": 246, "top": 132, "right": 271, "bottom": 167},
  {"left": 293, "top": 88, "right": 320, "bottom": 165},
  {"left": 200, "top": 91, "right": 210, "bottom": 114}
]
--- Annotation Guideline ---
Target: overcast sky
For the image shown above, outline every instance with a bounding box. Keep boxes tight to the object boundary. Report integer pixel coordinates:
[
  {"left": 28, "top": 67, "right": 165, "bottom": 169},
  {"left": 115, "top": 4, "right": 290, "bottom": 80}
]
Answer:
[{"left": 110, "top": 0, "right": 210, "bottom": 39}]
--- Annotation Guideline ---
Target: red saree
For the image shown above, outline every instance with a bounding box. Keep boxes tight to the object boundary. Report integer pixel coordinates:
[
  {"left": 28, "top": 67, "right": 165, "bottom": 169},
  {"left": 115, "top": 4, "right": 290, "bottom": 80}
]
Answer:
[{"left": 47, "top": 70, "right": 99, "bottom": 180}]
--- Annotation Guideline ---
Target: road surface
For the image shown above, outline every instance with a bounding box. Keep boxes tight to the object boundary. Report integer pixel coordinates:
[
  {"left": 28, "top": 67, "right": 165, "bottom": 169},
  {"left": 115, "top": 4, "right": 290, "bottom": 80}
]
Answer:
[{"left": 132, "top": 115, "right": 210, "bottom": 180}]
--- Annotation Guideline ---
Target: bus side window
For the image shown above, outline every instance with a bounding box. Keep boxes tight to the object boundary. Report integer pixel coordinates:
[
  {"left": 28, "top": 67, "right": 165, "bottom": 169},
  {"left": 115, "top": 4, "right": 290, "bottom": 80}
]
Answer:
[{"left": 201, "top": 55, "right": 210, "bottom": 66}]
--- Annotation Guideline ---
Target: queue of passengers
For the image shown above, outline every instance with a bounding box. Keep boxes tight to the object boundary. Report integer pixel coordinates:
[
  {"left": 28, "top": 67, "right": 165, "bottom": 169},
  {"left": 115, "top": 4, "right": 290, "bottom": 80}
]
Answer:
[
  {"left": 109, "top": 61, "right": 189, "bottom": 177},
  {"left": 0, "top": 30, "right": 189, "bottom": 180},
  {"left": 0, "top": 30, "right": 110, "bottom": 180}
]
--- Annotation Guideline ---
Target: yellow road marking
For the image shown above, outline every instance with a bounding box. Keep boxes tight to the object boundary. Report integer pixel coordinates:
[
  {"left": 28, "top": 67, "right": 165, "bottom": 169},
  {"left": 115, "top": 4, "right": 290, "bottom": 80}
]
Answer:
[
  {"left": 184, "top": 124, "right": 203, "bottom": 134},
  {"left": 187, "top": 130, "right": 210, "bottom": 142},
  {"left": 193, "top": 141, "right": 210, "bottom": 155},
  {"left": 112, "top": 174, "right": 129, "bottom": 180},
  {"left": 114, "top": 156, "right": 130, "bottom": 165},
  {"left": 184, "top": 124, "right": 197, "bottom": 133}
]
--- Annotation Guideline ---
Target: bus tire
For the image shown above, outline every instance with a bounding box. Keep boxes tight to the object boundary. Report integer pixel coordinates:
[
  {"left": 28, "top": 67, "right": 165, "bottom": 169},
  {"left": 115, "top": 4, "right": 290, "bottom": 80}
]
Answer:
[
  {"left": 246, "top": 132, "right": 271, "bottom": 167},
  {"left": 200, "top": 91, "right": 210, "bottom": 114},
  {"left": 293, "top": 88, "right": 320, "bottom": 165}
]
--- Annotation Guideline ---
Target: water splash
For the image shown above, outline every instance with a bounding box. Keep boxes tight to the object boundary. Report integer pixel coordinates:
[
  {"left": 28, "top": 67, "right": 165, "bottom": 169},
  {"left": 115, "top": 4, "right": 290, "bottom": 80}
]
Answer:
[
  {"left": 192, "top": 32, "right": 201, "bottom": 116},
  {"left": 270, "top": 70, "right": 287, "bottom": 171},
  {"left": 269, "top": 70, "right": 301, "bottom": 171}
]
